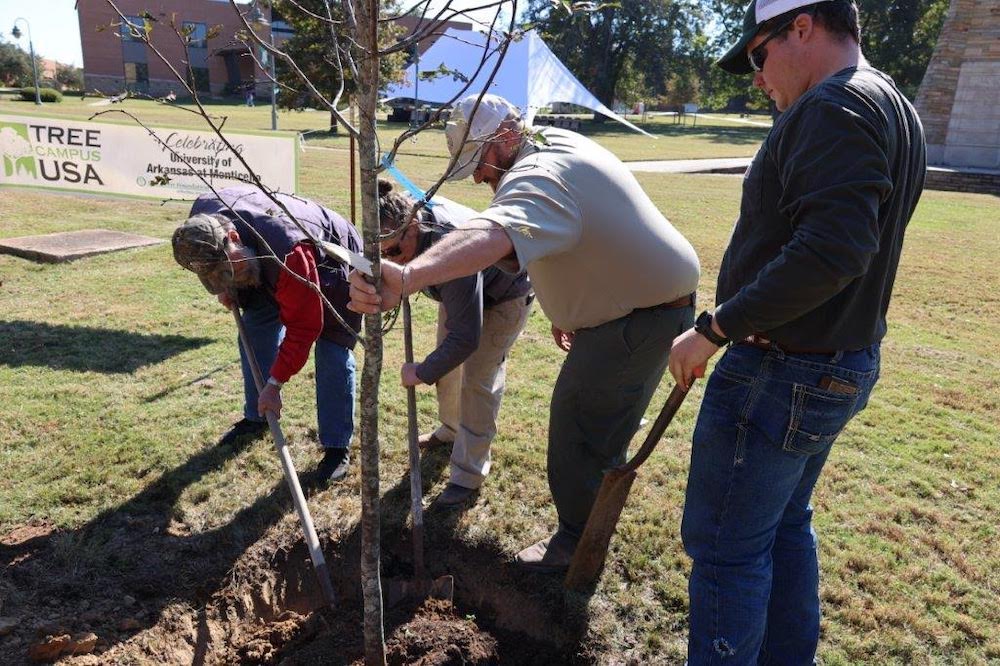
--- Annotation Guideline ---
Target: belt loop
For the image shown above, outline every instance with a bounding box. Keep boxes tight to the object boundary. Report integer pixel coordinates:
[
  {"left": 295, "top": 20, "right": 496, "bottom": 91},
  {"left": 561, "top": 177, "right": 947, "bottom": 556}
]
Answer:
[
  {"left": 769, "top": 340, "right": 785, "bottom": 359},
  {"left": 831, "top": 350, "right": 843, "bottom": 364}
]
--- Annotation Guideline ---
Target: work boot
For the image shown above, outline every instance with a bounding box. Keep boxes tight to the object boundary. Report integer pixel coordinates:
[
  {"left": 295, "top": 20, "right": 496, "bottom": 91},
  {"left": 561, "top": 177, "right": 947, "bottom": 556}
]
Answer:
[
  {"left": 316, "top": 447, "right": 350, "bottom": 484},
  {"left": 515, "top": 530, "right": 578, "bottom": 573},
  {"left": 433, "top": 482, "right": 478, "bottom": 508},
  {"left": 217, "top": 418, "right": 268, "bottom": 449},
  {"left": 418, "top": 432, "right": 452, "bottom": 450}
]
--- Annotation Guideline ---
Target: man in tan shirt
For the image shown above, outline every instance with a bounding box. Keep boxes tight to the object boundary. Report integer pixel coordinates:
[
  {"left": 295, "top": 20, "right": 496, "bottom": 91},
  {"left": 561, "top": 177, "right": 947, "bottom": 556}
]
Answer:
[{"left": 350, "top": 94, "right": 700, "bottom": 571}]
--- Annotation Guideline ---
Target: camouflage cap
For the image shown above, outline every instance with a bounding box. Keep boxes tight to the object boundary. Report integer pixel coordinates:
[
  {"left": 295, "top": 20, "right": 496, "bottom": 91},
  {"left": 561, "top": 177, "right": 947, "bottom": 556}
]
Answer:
[{"left": 171, "top": 213, "right": 234, "bottom": 295}]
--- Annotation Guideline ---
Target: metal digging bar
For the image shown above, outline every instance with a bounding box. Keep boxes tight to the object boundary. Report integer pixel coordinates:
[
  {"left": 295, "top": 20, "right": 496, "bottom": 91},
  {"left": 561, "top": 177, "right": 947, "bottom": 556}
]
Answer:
[
  {"left": 231, "top": 303, "right": 337, "bottom": 609},
  {"left": 386, "top": 296, "right": 454, "bottom": 607},
  {"left": 564, "top": 384, "right": 689, "bottom": 591}
]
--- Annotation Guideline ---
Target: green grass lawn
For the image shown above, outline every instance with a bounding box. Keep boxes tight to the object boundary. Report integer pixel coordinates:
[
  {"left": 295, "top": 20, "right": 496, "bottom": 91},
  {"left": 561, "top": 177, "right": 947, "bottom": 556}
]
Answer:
[
  {"left": 1, "top": 98, "right": 997, "bottom": 664},
  {"left": 0, "top": 96, "right": 770, "bottom": 164}
]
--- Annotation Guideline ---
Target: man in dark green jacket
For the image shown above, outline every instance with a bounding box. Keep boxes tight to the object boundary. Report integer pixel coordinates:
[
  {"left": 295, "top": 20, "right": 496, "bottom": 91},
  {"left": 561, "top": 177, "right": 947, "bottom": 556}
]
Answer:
[{"left": 668, "top": 1, "right": 926, "bottom": 662}]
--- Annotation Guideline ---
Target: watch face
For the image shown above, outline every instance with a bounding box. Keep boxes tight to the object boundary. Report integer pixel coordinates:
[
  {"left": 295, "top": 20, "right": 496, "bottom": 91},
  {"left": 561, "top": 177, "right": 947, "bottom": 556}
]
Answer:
[{"left": 696, "top": 310, "right": 712, "bottom": 329}]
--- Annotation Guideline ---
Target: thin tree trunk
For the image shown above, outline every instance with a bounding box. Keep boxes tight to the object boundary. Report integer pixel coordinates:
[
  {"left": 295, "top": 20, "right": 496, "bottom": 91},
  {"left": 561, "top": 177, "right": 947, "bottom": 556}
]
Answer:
[{"left": 355, "top": 0, "right": 386, "bottom": 663}]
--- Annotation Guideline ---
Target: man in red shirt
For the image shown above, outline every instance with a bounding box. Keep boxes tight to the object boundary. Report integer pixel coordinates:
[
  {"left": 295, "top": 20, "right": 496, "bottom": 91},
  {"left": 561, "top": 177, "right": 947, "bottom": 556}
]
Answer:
[{"left": 173, "top": 186, "right": 361, "bottom": 483}]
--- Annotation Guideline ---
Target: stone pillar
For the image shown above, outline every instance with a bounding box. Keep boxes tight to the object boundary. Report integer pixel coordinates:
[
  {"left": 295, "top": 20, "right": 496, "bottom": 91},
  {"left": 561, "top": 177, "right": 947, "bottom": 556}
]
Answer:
[{"left": 915, "top": 0, "right": 1000, "bottom": 169}]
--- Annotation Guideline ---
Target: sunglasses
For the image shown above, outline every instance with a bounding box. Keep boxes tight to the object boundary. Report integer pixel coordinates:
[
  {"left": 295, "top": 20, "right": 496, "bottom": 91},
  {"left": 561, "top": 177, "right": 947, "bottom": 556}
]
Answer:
[
  {"left": 381, "top": 243, "right": 403, "bottom": 258},
  {"left": 748, "top": 15, "right": 797, "bottom": 72}
]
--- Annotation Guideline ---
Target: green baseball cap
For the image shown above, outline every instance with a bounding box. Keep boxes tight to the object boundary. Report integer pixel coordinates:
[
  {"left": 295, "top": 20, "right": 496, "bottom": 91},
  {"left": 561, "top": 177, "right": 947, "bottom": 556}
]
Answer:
[
  {"left": 717, "top": 0, "right": 833, "bottom": 75},
  {"left": 171, "top": 213, "right": 234, "bottom": 294}
]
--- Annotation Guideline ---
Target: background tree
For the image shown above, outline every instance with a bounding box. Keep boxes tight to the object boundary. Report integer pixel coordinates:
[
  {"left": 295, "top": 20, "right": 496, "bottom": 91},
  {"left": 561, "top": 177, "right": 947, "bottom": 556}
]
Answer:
[
  {"left": 273, "top": 0, "right": 406, "bottom": 131},
  {"left": 528, "top": 0, "right": 948, "bottom": 114},
  {"left": 0, "top": 38, "right": 45, "bottom": 88},
  {"left": 55, "top": 63, "right": 84, "bottom": 91},
  {"left": 859, "top": 0, "right": 948, "bottom": 99},
  {"left": 525, "top": 0, "right": 699, "bottom": 119}
]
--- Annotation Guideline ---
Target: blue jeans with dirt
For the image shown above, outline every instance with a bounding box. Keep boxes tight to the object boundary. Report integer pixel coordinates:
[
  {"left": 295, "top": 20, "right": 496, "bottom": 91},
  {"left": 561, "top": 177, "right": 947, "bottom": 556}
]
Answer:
[
  {"left": 238, "top": 296, "right": 356, "bottom": 449},
  {"left": 682, "top": 343, "right": 880, "bottom": 665}
]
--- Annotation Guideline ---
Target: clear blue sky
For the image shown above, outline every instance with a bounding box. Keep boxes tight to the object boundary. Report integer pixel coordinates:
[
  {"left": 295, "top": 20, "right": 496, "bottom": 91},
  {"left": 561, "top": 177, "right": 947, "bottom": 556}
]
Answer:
[
  {"left": 0, "top": 0, "right": 516, "bottom": 68},
  {"left": 1, "top": 1, "right": 82, "bottom": 66}
]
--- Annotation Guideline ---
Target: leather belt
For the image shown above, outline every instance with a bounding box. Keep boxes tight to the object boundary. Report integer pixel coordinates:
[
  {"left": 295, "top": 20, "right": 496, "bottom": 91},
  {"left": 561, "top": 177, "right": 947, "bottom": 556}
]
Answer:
[
  {"left": 739, "top": 334, "right": 836, "bottom": 355},
  {"left": 662, "top": 292, "right": 696, "bottom": 310}
]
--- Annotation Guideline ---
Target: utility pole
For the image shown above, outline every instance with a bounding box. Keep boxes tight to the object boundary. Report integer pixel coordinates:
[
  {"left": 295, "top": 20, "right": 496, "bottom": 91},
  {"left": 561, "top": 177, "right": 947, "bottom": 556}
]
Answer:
[{"left": 250, "top": 3, "right": 278, "bottom": 130}]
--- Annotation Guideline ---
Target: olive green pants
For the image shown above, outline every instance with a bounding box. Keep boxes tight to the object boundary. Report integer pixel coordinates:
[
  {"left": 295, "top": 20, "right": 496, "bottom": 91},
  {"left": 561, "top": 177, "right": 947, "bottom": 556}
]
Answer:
[{"left": 548, "top": 304, "right": 694, "bottom": 536}]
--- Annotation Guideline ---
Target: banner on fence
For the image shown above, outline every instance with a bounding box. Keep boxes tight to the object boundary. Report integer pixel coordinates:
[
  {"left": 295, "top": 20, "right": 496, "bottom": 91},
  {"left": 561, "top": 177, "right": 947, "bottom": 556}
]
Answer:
[{"left": 0, "top": 114, "right": 296, "bottom": 200}]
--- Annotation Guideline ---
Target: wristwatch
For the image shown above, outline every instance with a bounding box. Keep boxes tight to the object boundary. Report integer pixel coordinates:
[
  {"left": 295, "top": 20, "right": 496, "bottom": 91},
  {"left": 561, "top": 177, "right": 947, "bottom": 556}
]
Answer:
[
  {"left": 694, "top": 310, "right": 730, "bottom": 347},
  {"left": 266, "top": 376, "right": 284, "bottom": 389}
]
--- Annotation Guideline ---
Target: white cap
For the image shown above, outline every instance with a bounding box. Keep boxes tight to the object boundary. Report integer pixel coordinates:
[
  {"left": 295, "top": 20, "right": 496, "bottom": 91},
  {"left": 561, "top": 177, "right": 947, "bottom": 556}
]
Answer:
[
  {"left": 754, "top": 0, "right": 831, "bottom": 23},
  {"left": 444, "top": 94, "right": 521, "bottom": 180}
]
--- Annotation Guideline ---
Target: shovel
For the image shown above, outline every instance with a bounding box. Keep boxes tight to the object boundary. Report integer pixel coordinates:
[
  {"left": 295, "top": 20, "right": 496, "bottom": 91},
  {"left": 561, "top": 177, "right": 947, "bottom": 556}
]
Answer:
[
  {"left": 386, "top": 296, "right": 454, "bottom": 607},
  {"left": 564, "top": 384, "right": 688, "bottom": 591},
  {"left": 231, "top": 304, "right": 337, "bottom": 609}
]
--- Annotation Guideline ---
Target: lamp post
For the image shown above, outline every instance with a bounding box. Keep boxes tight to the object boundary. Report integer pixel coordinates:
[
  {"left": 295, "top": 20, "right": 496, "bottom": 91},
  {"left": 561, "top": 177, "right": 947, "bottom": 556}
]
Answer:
[
  {"left": 249, "top": 3, "right": 278, "bottom": 131},
  {"left": 12, "top": 18, "right": 42, "bottom": 105}
]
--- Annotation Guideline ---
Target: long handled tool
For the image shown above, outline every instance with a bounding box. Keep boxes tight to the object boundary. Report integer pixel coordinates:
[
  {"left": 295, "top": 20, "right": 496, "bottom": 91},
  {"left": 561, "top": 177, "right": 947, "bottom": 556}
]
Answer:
[
  {"left": 564, "top": 384, "right": 688, "bottom": 590},
  {"left": 231, "top": 305, "right": 337, "bottom": 609},
  {"left": 386, "top": 297, "right": 454, "bottom": 606}
]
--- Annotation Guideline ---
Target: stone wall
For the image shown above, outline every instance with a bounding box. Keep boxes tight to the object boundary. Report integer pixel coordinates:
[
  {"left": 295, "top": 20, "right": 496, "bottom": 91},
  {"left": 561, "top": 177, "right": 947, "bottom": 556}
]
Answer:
[
  {"left": 925, "top": 167, "right": 1000, "bottom": 196},
  {"left": 915, "top": 0, "right": 1000, "bottom": 169}
]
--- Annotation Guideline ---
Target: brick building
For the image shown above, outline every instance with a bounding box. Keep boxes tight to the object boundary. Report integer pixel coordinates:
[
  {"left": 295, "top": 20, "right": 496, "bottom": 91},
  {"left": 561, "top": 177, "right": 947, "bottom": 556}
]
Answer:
[
  {"left": 75, "top": 1, "right": 470, "bottom": 99},
  {"left": 915, "top": 0, "right": 1000, "bottom": 170},
  {"left": 76, "top": 0, "right": 285, "bottom": 98}
]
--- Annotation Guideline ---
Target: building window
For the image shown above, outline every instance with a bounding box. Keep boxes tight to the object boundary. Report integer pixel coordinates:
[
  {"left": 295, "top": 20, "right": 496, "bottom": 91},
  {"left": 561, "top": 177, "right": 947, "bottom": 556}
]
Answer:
[
  {"left": 181, "top": 20, "right": 210, "bottom": 93},
  {"left": 124, "top": 61, "right": 149, "bottom": 93},
  {"left": 182, "top": 22, "right": 208, "bottom": 49},
  {"left": 270, "top": 8, "right": 293, "bottom": 36},
  {"left": 120, "top": 16, "right": 146, "bottom": 42}
]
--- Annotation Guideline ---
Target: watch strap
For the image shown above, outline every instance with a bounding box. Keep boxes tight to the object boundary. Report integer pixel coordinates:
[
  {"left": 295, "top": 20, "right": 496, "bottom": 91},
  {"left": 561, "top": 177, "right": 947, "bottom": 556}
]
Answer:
[{"left": 695, "top": 311, "right": 729, "bottom": 346}]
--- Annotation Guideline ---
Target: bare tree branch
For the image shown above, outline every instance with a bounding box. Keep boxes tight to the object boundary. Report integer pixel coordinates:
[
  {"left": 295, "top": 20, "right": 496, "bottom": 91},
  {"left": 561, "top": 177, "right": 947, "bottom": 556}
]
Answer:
[
  {"left": 228, "top": 0, "right": 360, "bottom": 138},
  {"left": 103, "top": 1, "right": 362, "bottom": 342}
]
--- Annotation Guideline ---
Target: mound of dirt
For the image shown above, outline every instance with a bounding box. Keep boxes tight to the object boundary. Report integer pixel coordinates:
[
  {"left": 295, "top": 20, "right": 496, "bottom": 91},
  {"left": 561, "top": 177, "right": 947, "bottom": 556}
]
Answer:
[
  {"left": 383, "top": 599, "right": 498, "bottom": 665},
  {"left": 1, "top": 459, "right": 592, "bottom": 665},
  {"left": 255, "top": 599, "right": 500, "bottom": 665}
]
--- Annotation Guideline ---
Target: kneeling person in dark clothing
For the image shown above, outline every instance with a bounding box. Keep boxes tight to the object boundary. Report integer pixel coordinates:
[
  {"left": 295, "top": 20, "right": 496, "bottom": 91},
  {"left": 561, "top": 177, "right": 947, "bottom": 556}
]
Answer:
[{"left": 172, "top": 185, "right": 362, "bottom": 484}]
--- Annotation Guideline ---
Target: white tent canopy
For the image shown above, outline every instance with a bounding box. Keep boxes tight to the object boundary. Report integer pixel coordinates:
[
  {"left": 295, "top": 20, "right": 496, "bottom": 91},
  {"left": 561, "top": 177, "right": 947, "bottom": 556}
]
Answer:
[{"left": 383, "top": 28, "right": 652, "bottom": 137}]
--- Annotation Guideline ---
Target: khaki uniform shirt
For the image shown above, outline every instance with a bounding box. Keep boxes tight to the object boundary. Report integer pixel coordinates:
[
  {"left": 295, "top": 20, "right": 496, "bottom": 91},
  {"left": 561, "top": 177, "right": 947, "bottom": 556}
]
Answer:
[{"left": 473, "top": 128, "right": 700, "bottom": 331}]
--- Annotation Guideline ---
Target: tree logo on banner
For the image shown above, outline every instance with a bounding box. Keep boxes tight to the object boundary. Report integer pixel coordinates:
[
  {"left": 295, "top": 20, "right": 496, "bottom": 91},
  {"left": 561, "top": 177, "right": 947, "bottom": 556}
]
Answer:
[{"left": 0, "top": 124, "right": 36, "bottom": 178}]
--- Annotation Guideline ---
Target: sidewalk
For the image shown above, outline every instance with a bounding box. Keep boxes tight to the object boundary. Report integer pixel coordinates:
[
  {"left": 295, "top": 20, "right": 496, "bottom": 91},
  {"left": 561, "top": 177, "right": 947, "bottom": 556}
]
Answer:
[
  {"left": 625, "top": 157, "right": 752, "bottom": 174},
  {"left": 625, "top": 157, "right": 998, "bottom": 195}
]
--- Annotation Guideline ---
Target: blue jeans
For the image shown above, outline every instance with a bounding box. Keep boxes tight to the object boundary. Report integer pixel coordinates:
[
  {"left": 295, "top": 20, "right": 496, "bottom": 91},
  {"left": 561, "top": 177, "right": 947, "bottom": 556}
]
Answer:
[
  {"left": 682, "top": 343, "right": 880, "bottom": 665},
  {"left": 238, "top": 298, "right": 356, "bottom": 449}
]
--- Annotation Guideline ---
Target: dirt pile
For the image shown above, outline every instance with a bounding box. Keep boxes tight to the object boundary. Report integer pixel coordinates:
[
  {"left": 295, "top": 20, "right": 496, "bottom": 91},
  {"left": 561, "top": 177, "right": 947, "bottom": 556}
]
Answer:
[{"left": 1, "top": 477, "right": 592, "bottom": 664}]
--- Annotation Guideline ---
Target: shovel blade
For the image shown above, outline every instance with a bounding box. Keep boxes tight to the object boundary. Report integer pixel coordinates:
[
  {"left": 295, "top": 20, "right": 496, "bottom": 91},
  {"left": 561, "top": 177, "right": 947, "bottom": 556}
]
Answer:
[
  {"left": 564, "top": 468, "right": 637, "bottom": 591},
  {"left": 385, "top": 575, "right": 455, "bottom": 608}
]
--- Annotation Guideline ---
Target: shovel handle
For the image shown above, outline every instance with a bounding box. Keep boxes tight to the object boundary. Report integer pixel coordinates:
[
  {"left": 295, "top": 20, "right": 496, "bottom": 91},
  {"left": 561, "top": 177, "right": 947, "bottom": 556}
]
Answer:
[
  {"left": 231, "top": 304, "right": 337, "bottom": 609},
  {"left": 621, "top": 385, "right": 688, "bottom": 474},
  {"left": 402, "top": 297, "right": 426, "bottom": 578}
]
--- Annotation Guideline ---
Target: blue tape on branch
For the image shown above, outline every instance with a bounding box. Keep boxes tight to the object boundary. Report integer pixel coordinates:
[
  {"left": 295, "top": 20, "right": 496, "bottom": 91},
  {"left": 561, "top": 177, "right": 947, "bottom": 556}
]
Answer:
[{"left": 380, "top": 153, "right": 436, "bottom": 208}]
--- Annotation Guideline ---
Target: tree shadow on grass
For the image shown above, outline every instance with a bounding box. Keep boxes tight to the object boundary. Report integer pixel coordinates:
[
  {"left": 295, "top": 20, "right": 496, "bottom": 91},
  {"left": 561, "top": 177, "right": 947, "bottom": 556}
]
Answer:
[
  {"left": 0, "top": 433, "right": 333, "bottom": 660},
  {"left": 0, "top": 320, "right": 214, "bottom": 373}
]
